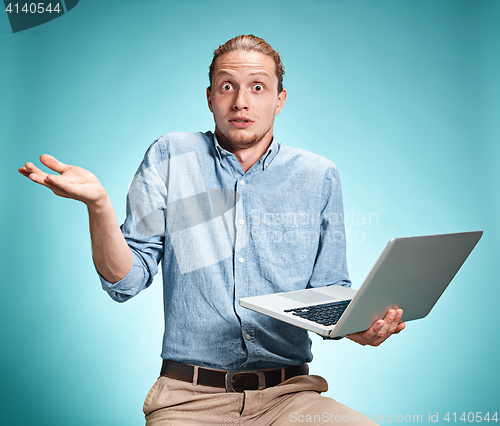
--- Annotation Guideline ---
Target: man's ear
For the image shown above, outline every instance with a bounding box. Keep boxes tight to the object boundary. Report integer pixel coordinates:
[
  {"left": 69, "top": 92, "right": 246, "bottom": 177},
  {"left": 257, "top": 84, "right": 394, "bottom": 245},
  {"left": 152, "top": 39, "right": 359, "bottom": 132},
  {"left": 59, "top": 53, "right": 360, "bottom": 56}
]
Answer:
[
  {"left": 206, "top": 87, "right": 213, "bottom": 112},
  {"left": 275, "top": 88, "right": 287, "bottom": 115}
]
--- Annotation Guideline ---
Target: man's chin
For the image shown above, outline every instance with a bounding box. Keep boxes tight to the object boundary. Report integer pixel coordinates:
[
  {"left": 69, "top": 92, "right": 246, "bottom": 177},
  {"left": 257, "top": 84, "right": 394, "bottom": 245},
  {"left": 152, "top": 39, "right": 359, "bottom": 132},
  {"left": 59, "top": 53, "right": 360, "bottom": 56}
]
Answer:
[{"left": 216, "top": 128, "right": 271, "bottom": 150}]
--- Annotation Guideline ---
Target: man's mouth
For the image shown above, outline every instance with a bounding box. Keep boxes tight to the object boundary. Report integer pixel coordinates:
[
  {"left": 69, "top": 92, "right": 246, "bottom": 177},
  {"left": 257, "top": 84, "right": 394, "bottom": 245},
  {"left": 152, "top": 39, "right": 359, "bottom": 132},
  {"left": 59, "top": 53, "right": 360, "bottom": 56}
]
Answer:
[
  {"left": 229, "top": 117, "right": 254, "bottom": 128},
  {"left": 230, "top": 117, "right": 253, "bottom": 122}
]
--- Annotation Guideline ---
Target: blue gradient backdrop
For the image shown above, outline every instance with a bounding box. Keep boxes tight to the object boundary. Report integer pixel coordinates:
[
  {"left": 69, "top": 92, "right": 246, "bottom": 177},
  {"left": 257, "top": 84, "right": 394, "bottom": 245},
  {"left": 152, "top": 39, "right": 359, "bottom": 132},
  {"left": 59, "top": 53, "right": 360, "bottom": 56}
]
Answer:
[{"left": 1, "top": 1, "right": 498, "bottom": 424}]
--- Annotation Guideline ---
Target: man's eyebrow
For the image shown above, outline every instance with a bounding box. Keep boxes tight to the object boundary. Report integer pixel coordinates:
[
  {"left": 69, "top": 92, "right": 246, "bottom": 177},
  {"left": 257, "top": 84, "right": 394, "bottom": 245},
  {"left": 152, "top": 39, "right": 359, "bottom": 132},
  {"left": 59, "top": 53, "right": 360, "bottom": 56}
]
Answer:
[
  {"left": 248, "top": 71, "right": 272, "bottom": 77},
  {"left": 213, "top": 70, "right": 235, "bottom": 78}
]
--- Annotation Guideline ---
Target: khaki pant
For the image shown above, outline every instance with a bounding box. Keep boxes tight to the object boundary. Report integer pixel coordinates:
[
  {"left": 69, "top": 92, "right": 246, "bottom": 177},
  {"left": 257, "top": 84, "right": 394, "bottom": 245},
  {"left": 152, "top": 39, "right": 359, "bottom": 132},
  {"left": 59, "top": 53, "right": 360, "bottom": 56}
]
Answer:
[{"left": 144, "top": 374, "right": 378, "bottom": 425}]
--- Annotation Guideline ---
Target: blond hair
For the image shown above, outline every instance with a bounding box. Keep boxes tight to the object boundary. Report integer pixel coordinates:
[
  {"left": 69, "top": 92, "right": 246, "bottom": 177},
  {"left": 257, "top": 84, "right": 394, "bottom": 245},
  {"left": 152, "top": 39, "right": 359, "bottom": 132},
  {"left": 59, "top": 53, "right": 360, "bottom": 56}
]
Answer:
[{"left": 208, "top": 35, "right": 285, "bottom": 93}]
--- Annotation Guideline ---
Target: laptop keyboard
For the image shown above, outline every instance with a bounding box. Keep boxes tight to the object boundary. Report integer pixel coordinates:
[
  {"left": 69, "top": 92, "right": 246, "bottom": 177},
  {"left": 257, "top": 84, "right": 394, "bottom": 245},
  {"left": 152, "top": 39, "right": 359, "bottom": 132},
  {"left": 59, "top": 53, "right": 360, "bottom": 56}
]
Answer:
[{"left": 284, "top": 300, "right": 351, "bottom": 326}]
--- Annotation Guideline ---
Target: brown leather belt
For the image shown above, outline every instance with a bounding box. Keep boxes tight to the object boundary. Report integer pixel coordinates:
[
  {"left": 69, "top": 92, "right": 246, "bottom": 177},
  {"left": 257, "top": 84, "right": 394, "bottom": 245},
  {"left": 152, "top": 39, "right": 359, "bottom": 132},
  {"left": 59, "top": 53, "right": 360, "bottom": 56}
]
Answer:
[{"left": 160, "top": 359, "right": 309, "bottom": 392}]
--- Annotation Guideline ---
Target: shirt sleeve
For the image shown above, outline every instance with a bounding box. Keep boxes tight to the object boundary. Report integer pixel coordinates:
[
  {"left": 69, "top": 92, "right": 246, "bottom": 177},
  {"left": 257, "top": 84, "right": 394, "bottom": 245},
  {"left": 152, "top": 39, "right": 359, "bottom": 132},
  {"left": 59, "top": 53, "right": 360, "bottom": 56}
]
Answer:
[
  {"left": 307, "top": 164, "right": 351, "bottom": 289},
  {"left": 98, "top": 140, "right": 167, "bottom": 302}
]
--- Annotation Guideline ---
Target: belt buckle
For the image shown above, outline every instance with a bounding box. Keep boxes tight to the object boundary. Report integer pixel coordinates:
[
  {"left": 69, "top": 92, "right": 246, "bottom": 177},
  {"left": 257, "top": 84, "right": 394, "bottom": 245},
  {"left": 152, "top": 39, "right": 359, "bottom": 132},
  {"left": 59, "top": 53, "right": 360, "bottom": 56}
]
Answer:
[{"left": 225, "top": 370, "right": 266, "bottom": 392}]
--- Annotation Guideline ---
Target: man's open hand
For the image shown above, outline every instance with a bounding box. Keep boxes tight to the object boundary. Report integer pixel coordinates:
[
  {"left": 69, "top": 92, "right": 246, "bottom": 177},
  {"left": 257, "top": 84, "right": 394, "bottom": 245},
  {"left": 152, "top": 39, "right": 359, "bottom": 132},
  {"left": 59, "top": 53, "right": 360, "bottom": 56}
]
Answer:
[
  {"left": 345, "top": 309, "right": 405, "bottom": 346},
  {"left": 19, "top": 154, "right": 107, "bottom": 207}
]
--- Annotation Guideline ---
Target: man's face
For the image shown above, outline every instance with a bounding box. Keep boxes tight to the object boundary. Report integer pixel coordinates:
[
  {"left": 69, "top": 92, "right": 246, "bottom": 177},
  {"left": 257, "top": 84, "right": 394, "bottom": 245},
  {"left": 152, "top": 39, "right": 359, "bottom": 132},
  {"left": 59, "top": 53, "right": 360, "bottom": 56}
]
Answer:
[{"left": 207, "top": 50, "right": 287, "bottom": 151}]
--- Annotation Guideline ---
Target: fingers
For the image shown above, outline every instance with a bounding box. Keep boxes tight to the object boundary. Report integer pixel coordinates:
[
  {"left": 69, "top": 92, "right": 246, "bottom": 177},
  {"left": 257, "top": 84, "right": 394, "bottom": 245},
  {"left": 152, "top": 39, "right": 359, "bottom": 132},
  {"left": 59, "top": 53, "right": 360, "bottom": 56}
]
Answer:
[
  {"left": 19, "top": 159, "right": 71, "bottom": 194},
  {"left": 377, "top": 309, "right": 402, "bottom": 336},
  {"left": 45, "top": 173, "right": 75, "bottom": 194},
  {"left": 19, "top": 155, "right": 70, "bottom": 187},
  {"left": 385, "top": 309, "right": 403, "bottom": 334},
  {"left": 362, "top": 309, "right": 404, "bottom": 344},
  {"left": 39, "top": 154, "right": 71, "bottom": 174},
  {"left": 346, "top": 308, "right": 405, "bottom": 346},
  {"left": 362, "top": 320, "right": 385, "bottom": 340},
  {"left": 24, "top": 161, "right": 46, "bottom": 177},
  {"left": 21, "top": 161, "right": 50, "bottom": 184},
  {"left": 42, "top": 178, "right": 73, "bottom": 199},
  {"left": 21, "top": 166, "right": 73, "bottom": 198},
  {"left": 391, "top": 310, "right": 404, "bottom": 332},
  {"left": 393, "top": 322, "right": 406, "bottom": 334},
  {"left": 18, "top": 166, "right": 31, "bottom": 177}
]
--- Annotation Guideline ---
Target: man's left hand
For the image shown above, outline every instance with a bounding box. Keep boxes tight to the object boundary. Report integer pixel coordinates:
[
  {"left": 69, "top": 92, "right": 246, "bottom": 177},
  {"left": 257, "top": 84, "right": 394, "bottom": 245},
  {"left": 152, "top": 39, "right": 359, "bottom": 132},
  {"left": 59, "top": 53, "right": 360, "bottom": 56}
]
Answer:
[{"left": 345, "top": 309, "right": 405, "bottom": 346}]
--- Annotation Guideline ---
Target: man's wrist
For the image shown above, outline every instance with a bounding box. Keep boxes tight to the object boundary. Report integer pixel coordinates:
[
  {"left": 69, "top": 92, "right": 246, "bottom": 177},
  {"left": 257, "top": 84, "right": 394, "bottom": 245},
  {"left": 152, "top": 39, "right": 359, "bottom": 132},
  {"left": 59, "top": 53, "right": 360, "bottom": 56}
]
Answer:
[{"left": 86, "top": 192, "right": 111, "bottom": 214}]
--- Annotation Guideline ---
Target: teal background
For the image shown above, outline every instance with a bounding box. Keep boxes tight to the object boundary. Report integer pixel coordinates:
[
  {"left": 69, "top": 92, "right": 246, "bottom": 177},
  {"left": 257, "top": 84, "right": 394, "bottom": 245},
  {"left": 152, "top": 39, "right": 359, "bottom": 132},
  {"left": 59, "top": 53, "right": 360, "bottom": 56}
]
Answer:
[{"left": 1, "top": 0, "right": 498, "bottom": 424}]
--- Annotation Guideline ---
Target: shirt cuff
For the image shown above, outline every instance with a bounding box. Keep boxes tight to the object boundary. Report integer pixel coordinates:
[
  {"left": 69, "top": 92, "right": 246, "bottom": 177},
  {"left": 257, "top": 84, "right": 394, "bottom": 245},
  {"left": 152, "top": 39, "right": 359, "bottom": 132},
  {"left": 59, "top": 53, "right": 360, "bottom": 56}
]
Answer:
[
  {"left": 96, "top": 255, "right": 148, "bottom": 303},
  {"left": 322, "top": 335, "right": 344, "bottom": 341}
]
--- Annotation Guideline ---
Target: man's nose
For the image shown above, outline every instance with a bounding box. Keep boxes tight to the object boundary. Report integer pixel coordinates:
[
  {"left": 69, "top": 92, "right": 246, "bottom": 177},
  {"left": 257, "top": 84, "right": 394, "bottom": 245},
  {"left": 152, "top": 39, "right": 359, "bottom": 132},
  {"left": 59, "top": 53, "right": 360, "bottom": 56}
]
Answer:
[{"left": 233, "top": 89, "right": 248, "bottom": 110}]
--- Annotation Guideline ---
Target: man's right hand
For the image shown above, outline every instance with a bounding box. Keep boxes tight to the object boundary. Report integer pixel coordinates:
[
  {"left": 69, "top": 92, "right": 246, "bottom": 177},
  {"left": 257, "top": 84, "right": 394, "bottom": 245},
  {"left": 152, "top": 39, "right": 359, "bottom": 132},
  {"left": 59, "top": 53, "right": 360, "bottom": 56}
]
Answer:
[
  {"left": 19, "top": 154, "right": 132, "bottom": 283},
  {"left": 19, "top": 154, "right": 108, "bottom": 207}
]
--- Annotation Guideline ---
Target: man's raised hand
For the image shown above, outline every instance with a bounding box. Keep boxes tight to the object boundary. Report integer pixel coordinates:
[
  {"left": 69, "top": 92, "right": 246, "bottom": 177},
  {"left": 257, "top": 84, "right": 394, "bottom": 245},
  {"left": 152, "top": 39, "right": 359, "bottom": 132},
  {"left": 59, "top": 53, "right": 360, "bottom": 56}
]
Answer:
[
  {"left": 19, "top": 154, "right": 132, "bottom": 282},
  {"left": 19, "top": 154, "right": 107, "bottom": 207}
]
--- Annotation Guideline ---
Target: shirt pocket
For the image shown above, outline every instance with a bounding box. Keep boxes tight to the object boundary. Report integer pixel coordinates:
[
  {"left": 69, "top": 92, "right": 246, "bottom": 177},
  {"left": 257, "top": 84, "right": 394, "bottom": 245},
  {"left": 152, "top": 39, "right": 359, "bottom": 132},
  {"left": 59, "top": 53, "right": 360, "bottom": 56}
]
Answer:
[{"left": 250, "top": 212, "right": 318, "bottom": 284}]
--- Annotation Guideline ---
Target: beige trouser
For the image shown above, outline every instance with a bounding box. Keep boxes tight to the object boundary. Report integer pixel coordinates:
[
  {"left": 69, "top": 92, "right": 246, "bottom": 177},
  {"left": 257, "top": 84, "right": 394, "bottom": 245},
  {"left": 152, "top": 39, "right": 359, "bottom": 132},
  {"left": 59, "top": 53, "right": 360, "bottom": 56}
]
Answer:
[{"left": 144, "top": 374, "right": 378, "bottom": 425}]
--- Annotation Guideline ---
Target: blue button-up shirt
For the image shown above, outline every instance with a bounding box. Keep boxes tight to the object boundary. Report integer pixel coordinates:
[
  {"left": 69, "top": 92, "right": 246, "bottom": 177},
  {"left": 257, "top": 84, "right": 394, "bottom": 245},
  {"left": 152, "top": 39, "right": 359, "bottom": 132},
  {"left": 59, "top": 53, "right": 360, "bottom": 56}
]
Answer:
[{"left": 98, "top": 131, "right": 350, "bottom": 369}]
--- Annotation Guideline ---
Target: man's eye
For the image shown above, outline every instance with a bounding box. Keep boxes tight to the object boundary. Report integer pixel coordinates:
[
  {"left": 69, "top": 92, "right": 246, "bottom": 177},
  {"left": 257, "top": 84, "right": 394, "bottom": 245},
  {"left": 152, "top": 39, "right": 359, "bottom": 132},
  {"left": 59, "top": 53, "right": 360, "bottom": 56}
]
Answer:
[
  {"left": 222, "top": 83, "right": 233, "bottom": 91},
  {"left": 253, "top": 84, "right": 264, "bottom": 92}
]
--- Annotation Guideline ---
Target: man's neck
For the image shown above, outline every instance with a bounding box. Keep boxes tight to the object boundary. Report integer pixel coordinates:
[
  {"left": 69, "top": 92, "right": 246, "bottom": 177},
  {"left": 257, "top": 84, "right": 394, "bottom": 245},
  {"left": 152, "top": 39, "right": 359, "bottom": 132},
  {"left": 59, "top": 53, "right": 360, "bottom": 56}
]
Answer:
[{"left": 215, "top": 130, "right": 273, "bottom": 173}]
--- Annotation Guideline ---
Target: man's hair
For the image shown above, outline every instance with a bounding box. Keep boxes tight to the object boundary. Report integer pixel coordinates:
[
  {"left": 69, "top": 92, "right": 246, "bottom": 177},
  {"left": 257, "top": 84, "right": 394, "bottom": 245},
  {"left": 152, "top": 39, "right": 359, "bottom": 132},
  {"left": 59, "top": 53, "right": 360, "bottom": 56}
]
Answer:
[{"left": 208, "top": 35, "right": 285, "bottom": 93}]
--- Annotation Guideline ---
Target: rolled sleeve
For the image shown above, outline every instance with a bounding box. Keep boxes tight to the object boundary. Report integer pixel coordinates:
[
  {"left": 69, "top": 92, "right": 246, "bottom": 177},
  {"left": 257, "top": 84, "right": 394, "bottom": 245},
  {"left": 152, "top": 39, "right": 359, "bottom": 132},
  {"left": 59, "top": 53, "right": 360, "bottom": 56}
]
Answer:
[
  {"left": 98, "top": 247, "right": 154, "bottom": 303},
  {"left": 97, "top": 140, "right": 167, "bottom": 302}
]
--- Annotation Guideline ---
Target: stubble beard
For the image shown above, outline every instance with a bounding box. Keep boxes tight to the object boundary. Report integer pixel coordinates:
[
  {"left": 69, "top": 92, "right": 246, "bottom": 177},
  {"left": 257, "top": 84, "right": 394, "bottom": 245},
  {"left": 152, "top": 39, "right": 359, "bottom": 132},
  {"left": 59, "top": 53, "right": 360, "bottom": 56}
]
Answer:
[{"left": 215, "top": 123, "right": 274, "bottom": 152}]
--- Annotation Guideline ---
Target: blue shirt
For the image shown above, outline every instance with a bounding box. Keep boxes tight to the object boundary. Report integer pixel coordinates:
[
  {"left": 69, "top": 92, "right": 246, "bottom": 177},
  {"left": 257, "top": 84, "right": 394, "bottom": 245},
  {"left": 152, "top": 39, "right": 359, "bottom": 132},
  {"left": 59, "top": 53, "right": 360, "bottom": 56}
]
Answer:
[{"left": 98, "top": 131, "right": 350, "bottom": 370}]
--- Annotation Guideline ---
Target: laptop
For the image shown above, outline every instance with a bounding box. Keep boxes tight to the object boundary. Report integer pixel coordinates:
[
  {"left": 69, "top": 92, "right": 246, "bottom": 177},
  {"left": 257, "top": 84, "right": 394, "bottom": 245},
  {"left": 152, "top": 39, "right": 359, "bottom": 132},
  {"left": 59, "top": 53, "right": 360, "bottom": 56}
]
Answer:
[{"left": 239, "top": 231, "right": 483, "bottom": 338}]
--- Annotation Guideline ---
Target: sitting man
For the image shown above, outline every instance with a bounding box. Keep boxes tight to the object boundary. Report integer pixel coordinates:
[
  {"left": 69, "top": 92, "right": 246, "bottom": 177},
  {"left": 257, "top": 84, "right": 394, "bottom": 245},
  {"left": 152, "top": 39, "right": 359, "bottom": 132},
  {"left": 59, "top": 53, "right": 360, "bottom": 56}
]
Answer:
[{"left": 20, "top": 35, "right": 404, "bottom": 425}]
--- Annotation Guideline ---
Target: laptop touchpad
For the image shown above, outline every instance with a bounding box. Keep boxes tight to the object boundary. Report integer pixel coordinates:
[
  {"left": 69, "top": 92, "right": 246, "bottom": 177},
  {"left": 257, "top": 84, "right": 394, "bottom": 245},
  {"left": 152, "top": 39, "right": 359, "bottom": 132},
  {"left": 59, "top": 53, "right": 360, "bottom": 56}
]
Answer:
[{"left": 281, "top": 291, "right": 335, "bottom": 305}]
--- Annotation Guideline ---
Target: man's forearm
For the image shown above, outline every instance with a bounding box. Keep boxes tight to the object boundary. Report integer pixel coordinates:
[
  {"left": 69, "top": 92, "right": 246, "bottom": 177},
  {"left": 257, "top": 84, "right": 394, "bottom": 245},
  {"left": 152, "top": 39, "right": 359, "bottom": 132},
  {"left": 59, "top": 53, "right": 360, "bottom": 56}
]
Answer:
[{"left": 87, "top": 195, "right": 132, "bottom": 283}]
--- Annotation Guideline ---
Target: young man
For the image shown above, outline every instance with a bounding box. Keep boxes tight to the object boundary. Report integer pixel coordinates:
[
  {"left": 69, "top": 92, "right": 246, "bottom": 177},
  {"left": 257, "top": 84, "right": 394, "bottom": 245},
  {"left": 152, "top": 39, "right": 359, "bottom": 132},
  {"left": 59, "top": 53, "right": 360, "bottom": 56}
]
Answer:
[{"left": 20, "top": 35, "right": 404, "bottom": 425}]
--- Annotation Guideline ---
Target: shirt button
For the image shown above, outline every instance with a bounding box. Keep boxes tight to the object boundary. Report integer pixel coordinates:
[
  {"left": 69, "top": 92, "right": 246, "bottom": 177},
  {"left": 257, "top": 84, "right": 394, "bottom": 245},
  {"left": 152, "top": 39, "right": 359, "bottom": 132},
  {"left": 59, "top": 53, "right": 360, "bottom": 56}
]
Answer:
[
  {"left": 265, "top": 163, "right": 269, "bottom": 168},
  {"left": 238, "top": 257, "right": 244, "bottom": 263},
  {"left": 246, "top": 334, "right": 251, "bottom": 340},
  {"left": 242, "top": 364, "right": 247, "bottom": 369},
  {"left": 239, "top": 219, "right": 245, "bottom": 225},
  {"left": 239, "top": 180, "right": 245, "bottom": 186}
]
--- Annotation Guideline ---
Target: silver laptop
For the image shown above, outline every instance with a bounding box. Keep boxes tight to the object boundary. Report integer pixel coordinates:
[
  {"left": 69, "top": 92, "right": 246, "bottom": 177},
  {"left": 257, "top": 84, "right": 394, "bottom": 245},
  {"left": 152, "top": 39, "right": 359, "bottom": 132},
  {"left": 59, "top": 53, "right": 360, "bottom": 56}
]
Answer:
[{"left": 239, "top": 231, "right": 483, "bottom": 338}]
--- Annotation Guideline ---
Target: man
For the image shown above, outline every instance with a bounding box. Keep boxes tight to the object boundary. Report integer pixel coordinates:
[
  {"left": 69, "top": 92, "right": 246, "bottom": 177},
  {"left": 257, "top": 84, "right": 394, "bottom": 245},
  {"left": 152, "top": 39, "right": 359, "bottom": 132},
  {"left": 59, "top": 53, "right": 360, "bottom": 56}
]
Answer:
[{"left": 19, "top": 35, "right": 404, "bottom": 425}]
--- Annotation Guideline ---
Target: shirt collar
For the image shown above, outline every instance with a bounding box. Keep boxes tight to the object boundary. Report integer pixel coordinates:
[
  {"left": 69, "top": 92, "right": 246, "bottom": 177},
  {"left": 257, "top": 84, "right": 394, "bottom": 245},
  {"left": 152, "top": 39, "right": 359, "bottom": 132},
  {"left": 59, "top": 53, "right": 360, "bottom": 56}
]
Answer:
[
  {"left": 212, "top": 132, "right": 225, "bottom": 161},
  {"left": 261, "top": 137, "right": 279, "bottom": 170},
  {"left": 212, "top": 132, "right": 280, "bottom": 171}
]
